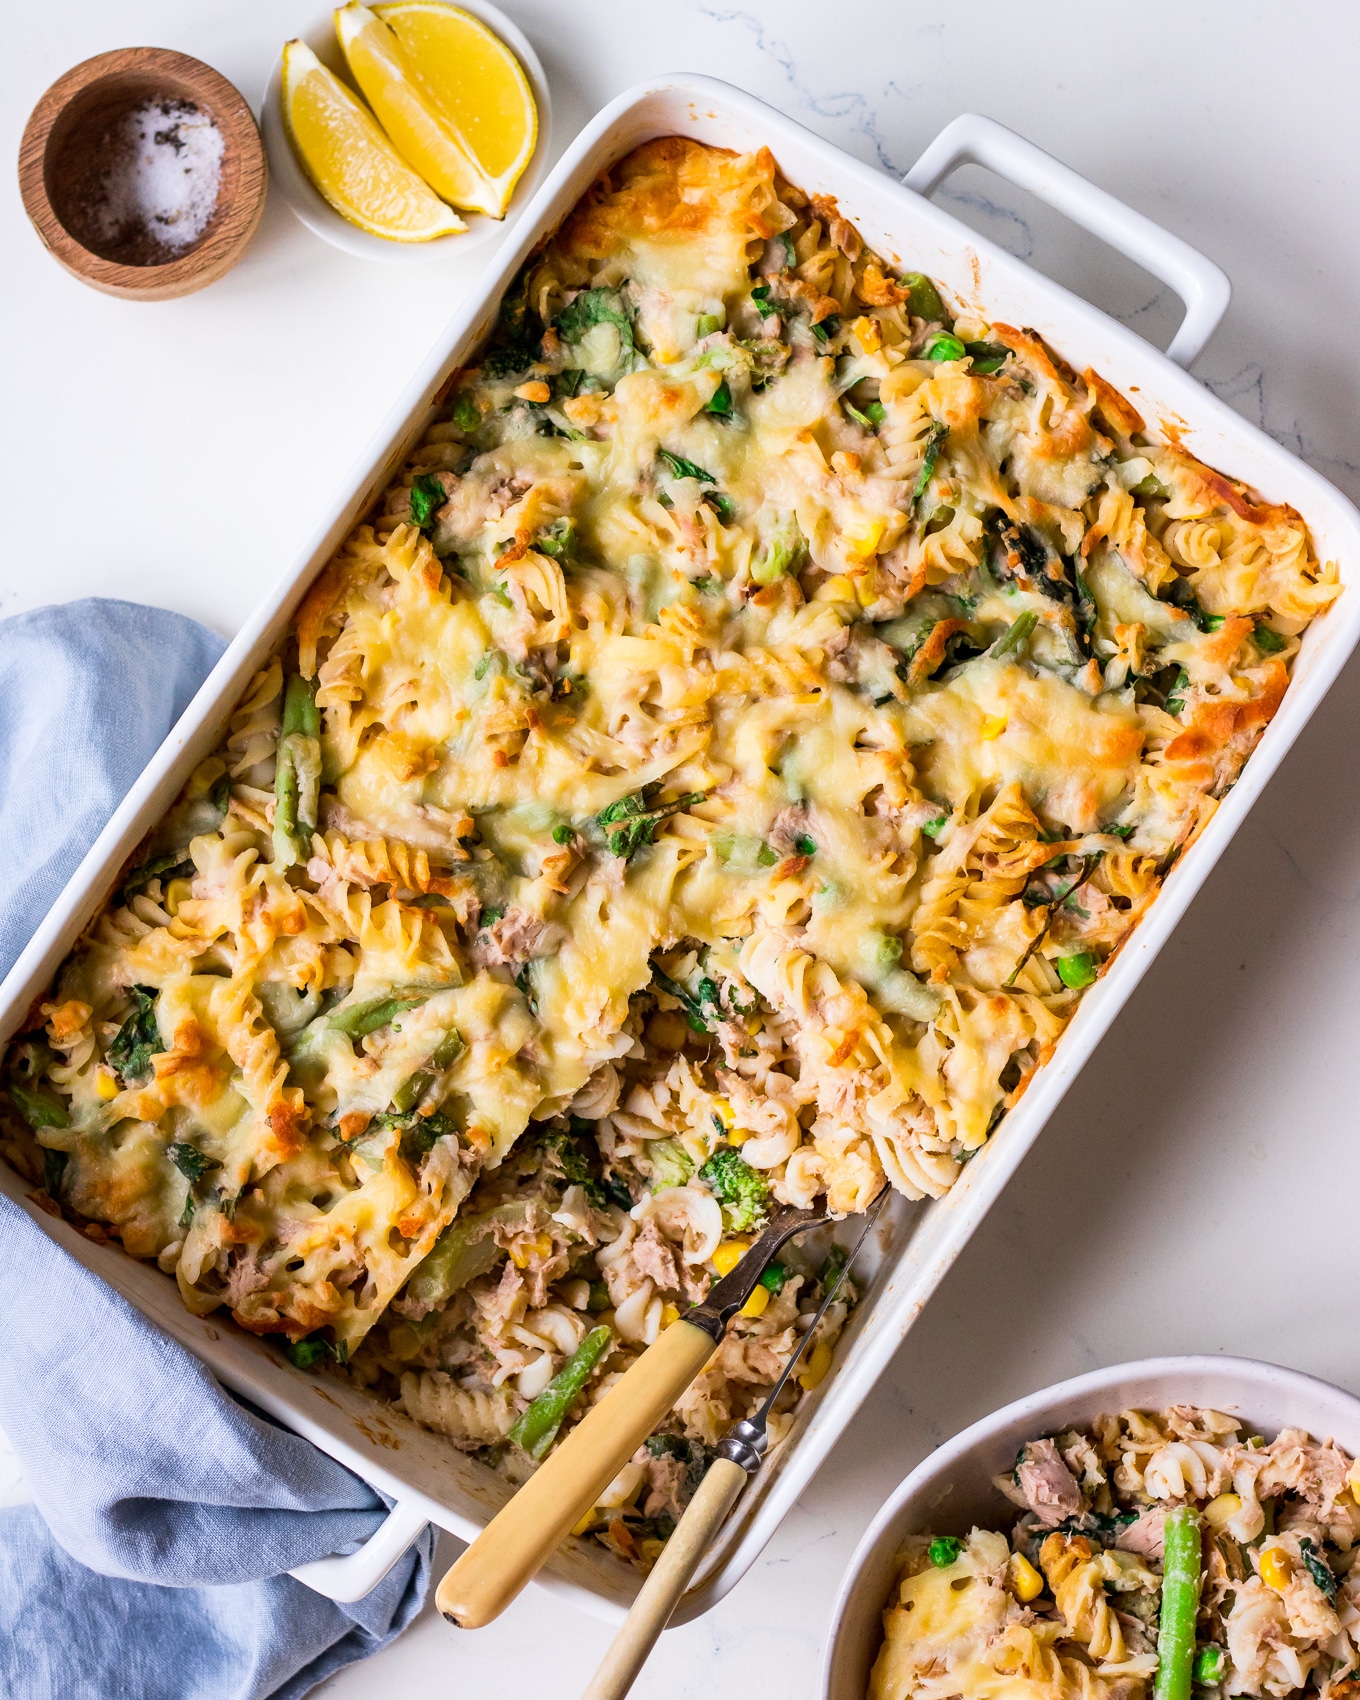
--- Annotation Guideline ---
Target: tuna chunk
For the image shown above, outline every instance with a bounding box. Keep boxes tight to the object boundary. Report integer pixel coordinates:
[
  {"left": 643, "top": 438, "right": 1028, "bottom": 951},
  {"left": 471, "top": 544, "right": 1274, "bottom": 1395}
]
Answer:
[
  {"left": 1015, "top": 1437, "right": 1084, "bottom": 1526},
  {"left": 469, "top": 907, "right": 562, "bottom": 970},
  {"left": 630, "top": 1220, "right": 681, "bottom": 1294},
  {"left": 1116, "top": 1505, "right": 1169, "bottom": 1560}
]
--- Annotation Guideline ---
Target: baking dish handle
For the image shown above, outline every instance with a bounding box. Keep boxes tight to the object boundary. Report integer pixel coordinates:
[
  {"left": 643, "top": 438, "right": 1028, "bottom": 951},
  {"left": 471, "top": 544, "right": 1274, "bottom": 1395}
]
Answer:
[
  {"left": 902, "top": 113, "right": 1230, "bottom": 368},
  {"left": 287, "top": 1496, "right": 430, "bottom": 1603}
]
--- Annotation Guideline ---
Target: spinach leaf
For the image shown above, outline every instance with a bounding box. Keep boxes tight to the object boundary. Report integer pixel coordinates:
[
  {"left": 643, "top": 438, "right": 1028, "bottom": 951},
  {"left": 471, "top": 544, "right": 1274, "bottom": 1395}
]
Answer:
[
  {"left": 554, "top": 288, "right": 635, "bottom": 355},
  {"left": 1301, "top": 1538, "right": 1337, "bottom": 1601},
  {"left": 704, "top": 377, "right": 733, "bottom": 418},
  {"left": 656, "top": 447, "right": 716, "bottom": 484},
  {"left": 651, "top": 965, "right": 710, "bottom": 1034},
  {"left": 9, "top": 1079, "right": 71, "bottom": 1130},
  {"left": 108, "top": 987, "right": 160, "bottom": 1083},
  {"left": 168, "top": 1142, "right": 220, "bottom": 1184},
  {"left": 809, "top": 314, "right": 840, "bottom": 346}
]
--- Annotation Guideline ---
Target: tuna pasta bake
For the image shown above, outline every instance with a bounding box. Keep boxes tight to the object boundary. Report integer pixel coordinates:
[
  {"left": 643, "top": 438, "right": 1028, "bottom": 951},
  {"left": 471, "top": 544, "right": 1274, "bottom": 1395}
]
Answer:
[
  {"left": 871, "top": 1409, "right": 1360, "bottom": 1700},
  {"left": 0, "top": 139, "right": 1338, "bottom": 1563}
]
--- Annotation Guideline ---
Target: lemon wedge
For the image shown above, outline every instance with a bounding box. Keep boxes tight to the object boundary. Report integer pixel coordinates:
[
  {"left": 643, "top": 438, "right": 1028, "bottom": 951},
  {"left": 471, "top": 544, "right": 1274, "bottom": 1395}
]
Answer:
[
  {"left": 281, "top": 39, "right": 466, "bottom": 241},
  {"left": 336, "top": 1, "right": 536, "bottom": 219}
]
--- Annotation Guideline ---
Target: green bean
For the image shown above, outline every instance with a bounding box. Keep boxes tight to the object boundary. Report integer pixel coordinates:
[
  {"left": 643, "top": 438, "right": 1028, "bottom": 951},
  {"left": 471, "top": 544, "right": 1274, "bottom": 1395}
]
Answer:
[
  {"left": 281, "top": 671, "right": 321, "bottom": 740},
  {"left": 990, "top": 610, "right": 1038, "bottom": 659},
  {"left": 273, "top": 674, "right": 322, "bottom": 867},
  {"left": 121, "top": 851, "right": 195, "bottom": 907},
  {"left": 900, "top": 273, "right": 951, "bottom": 327},
  {"left": 1155, "top": 1506, "right": 1202, "bottom": 1700},
  {"left": 508, "top": 1326, "right": 613, "bottom": 1460},
  {"left": 389, "top": 1031, "right": 461, "bottom": 1114},
  {"left": 390, "top": 1071, "right": 431, "bottom": 1115},
  {"left": 402, "top": 1202, "right": 527, "bottom": 1313},
  {"left": 330, "top": 993, "right": 426, "bottom": 1039}
]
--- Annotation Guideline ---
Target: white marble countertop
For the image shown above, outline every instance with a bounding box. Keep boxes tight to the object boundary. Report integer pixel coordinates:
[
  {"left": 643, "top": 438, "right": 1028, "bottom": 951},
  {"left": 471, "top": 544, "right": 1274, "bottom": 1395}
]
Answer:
[{"left": 6, "top": 2, "right": 1360, "bottom": 1695}]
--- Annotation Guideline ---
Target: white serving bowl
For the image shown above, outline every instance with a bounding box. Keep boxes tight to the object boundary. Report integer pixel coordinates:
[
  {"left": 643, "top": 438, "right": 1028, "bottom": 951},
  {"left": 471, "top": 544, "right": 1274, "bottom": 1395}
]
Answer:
[
  {"left": 261, "top": 0, "right": 553, "bottom": 263},
  {"left": 820, "top": 1356, "right": 1360, "bottom": 1700}
]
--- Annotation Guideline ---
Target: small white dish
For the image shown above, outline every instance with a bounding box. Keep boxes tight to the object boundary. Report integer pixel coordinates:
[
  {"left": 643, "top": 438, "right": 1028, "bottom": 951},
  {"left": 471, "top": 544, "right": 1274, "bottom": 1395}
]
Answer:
[
  {"left": 261, "top": 0, "right": 552, "bottom": 263},
  {"left": 819, "top": 1355, "right": 1360, "bottom": 1700}
]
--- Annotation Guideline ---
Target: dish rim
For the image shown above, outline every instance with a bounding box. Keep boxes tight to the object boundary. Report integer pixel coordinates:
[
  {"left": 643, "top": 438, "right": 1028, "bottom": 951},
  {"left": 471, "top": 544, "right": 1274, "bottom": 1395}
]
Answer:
[{"left": 4, "top": 71, "right": 1360, "bottom": 1623}]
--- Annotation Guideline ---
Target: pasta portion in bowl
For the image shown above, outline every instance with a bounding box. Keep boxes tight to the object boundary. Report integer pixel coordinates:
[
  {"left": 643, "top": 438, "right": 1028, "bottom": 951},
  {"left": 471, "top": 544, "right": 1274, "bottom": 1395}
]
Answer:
[
  {"left": 0, "top": 138, "right": 1338, "bottom": 1566},
  {"left": 872, "top": 1406, "right": 1360, "bottom": 1700}
]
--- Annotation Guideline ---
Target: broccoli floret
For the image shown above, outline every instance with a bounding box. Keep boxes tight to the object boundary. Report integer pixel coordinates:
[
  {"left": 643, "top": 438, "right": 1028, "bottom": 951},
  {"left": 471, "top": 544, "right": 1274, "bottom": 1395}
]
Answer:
[
  {"left": 698, "top": 1146, "right": 770, "bottom": 1232},
  {"left": 536, "top": 1127, "right": 606, "bottom": 1206},
  {"left": 640, "top": 1137, "right": 694, "bottom": 1191}
]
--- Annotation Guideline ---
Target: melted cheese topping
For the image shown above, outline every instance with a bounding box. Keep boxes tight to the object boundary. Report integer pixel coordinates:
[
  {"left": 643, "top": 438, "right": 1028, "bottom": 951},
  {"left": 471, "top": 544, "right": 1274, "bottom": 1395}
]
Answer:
[{"left": 1, "top": 138, "right": 1338, "bottom": 1355}]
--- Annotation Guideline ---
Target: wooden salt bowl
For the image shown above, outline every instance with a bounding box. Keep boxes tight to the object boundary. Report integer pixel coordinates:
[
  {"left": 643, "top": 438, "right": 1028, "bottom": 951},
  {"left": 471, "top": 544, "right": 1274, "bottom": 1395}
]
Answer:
[{"left": 18, "top": 47, "right": 268, "bottom": 301}]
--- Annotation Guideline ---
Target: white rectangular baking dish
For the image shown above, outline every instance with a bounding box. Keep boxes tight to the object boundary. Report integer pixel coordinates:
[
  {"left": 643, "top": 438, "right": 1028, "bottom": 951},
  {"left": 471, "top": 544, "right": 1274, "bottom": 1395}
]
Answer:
[{"left": 4, "top": 75, "right": 1358, "bottom": 1627}]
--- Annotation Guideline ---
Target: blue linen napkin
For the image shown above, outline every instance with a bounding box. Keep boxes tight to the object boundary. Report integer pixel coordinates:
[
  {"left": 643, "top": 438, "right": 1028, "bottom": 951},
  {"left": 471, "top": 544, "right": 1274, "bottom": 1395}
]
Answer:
[{"left": 0, "top": 600, "right": 434, "bottom": 1700}]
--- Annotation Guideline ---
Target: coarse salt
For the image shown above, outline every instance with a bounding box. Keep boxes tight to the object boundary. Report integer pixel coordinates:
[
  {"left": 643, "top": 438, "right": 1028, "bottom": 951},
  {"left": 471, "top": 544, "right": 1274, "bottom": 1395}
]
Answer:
[{"left": 92, "top": 99, "right": 224, "bottom": 253}]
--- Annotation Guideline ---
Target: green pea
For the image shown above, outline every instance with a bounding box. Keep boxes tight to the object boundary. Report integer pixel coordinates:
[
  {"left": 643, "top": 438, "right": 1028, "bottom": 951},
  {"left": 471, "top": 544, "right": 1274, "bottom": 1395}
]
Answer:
[
  {"left": 1056, "top": 952, "right": 1098, "bottom": 990},
  {"left": 924, "top": 333, "right": 967, "bottom": 362}
]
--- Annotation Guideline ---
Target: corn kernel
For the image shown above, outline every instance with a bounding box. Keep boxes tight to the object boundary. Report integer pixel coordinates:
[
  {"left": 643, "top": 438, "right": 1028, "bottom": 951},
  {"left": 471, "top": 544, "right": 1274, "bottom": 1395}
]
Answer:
[
  {"left": 95, "top": 1068, "right": 120, "bottom": 1102},
  {"left": 740, "top": 1285, "right": 771, "bottom": 1319},
  {"left": 572, "top": 1508, "right": 599, "bottom": 1537},
  {"left": 1203, "top": 1492, "right": 1243, "bottom": 1531},
  {"left": 514, "top": 380, "right": 551, "bottom": 403},
  {"left": 164, "top": 879, "right": 193, "bottom": 916},
  {"left": 711, "top": 1098, "right": 735, "bottom": 1129},
  {"left": 659, "top": 1303, "right": 681, "bottom": 1329},
  {"left": 816, "top": 575, "right": 857, "bottom": 604},
  {"left": 725, "top": 1127, "right": 751, "bottom": 1147},
  {"left": 798, "top": 1341, "right": 833, "bottom": 1391},
  {"left": 854, "top": 571, "right": 879, "bottom": 608},
  {"left": 711, "top": 1240, "right": 750, "bottom": 1278},
  {"left": 980, "top": 714, "right": 1008, "bottom": 740},
  {"left": 1349, "top": 1465, "right": 1360, "bottom": 1506},
  {"left": 1007, "top": 1552, "right": 1043, "bottom": 1602},
  {"left": 852, "top": 315, "right": 882, "bottom": 354},
  {"left": 845, "top": 517, "right": 883, "bottom": 558},
  {"left": 509, "top": 1231, "right": 553, "bottom": 1269},
  {"left": 1259, "top": 1547, "right": 1292, "bottom": 1591}
]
